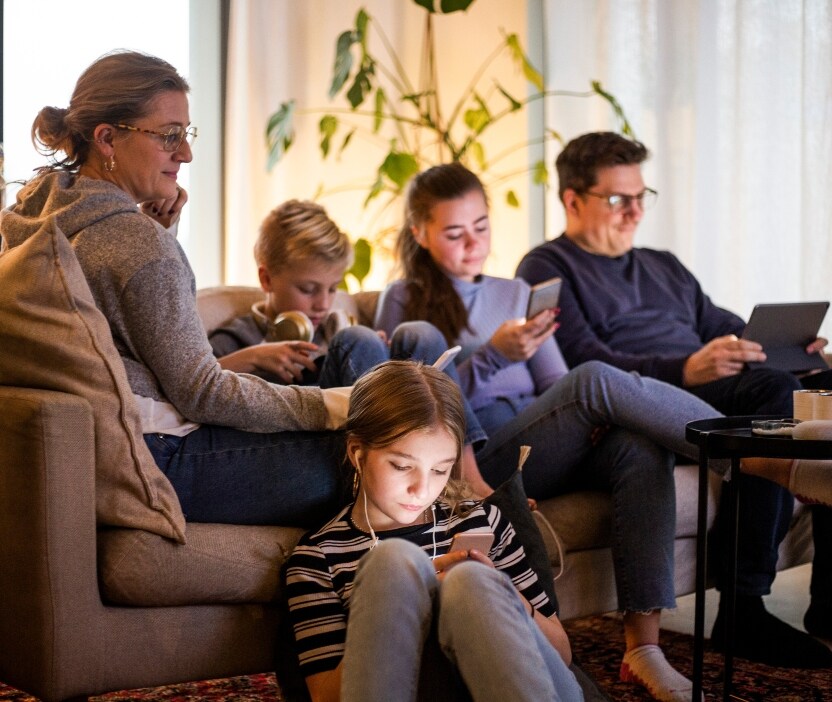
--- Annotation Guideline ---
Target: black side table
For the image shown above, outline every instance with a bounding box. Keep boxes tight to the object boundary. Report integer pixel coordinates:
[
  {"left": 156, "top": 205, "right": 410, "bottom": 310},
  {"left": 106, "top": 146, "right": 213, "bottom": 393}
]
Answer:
[{"left": 685, "top": 416, "right": 832, "bottom": 702}]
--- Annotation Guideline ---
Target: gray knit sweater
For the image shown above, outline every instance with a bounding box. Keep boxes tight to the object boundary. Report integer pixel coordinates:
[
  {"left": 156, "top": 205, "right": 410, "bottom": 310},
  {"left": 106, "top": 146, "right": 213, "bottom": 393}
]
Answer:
[{"left": 1, "top": 172, "right": 328, "bottom": 433}]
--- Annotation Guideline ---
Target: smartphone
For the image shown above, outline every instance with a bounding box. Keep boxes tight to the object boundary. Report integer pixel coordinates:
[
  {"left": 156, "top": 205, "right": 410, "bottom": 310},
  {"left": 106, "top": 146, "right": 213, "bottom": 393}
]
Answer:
[
  {"left": 526, "top": 277, "right": 562, "bottom": 320},
  {"left": 448, "top": 531, "right": 494, "bottom": 555},
  {"left": 432, "top": 345, "right": 462, "bottom": 371}
]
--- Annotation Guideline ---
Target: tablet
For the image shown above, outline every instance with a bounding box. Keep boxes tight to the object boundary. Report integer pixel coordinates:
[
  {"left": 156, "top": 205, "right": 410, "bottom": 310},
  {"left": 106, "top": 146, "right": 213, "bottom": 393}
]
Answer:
[{"left": 742, "top": 301, "right": 830, "bottom": 372}]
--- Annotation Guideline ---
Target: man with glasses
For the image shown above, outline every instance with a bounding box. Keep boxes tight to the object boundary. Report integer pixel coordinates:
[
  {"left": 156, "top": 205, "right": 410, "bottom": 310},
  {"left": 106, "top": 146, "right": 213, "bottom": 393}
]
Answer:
[{"left": 516, "top": 131, "right": 832, "bottom": 669}]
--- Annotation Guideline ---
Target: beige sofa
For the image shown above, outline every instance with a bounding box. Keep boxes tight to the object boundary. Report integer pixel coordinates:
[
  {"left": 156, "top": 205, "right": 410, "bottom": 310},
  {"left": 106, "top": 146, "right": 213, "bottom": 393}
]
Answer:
[{"left": 0, "top": 284, "right": 814, "bottom": 701}]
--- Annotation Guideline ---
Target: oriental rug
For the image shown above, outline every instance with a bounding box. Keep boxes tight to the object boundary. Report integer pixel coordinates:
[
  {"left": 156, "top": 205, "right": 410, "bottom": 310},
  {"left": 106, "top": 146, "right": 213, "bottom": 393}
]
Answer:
[{"left": 2, "top": 614, "right": 831, "bottom": 701}]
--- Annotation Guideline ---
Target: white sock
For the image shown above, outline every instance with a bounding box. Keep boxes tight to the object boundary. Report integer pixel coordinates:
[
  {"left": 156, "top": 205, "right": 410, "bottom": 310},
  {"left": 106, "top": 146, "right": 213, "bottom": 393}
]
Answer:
[
  {"left": 789, "top": 460, "right": 832, "bottom": 507},
  {"left": 620, "top": 644, "right": 702, "bottom": 702}
]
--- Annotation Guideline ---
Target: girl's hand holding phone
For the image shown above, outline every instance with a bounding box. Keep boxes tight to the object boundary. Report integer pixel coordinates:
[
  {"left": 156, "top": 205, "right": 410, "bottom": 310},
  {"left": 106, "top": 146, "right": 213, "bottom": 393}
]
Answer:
[
  {"left": 490, "top": 311, "right": 557, "bottom": 362},
  {"left": 434, "top": 532, "right": 495, "bottom": 579},
  {"left": 433, "top": 549, "right": 495, "bottom": 580}
]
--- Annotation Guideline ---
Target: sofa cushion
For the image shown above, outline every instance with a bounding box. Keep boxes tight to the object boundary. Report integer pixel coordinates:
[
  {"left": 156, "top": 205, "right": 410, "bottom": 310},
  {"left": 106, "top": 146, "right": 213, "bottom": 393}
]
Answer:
[
  {"left": 98, "top": 523, "right": 306, "bottom": 605},
  {"left": 485, "top": 470, "right": 559, "bottom": 612},
  {"left": 0, "top": 221, "right": 186, "bottom": 542}
]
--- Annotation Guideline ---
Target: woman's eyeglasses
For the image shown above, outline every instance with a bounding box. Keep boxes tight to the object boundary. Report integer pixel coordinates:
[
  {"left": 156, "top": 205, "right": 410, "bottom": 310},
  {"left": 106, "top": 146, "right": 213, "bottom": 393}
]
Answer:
[{"left": 113, "top": 123, "right": 198, "bottom": 152}]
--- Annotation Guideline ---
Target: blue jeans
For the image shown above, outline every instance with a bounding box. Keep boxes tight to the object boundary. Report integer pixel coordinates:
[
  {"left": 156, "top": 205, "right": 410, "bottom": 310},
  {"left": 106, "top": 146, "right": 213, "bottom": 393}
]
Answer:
[
  {"left": 475, "top": 361, "right": 725, "bottom": 612},
  {"left": 145, "top": 322, "right": 485, "bottom": 525},
  {"left": 340, "top": 539, "right": 582, "bottom": 702},
  {"left": 144, "top": 428, "right": 346, "bottom": 526}
]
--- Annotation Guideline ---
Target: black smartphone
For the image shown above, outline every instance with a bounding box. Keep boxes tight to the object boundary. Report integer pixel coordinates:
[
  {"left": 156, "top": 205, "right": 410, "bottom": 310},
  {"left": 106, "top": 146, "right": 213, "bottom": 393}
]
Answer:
[{"left": 526, "top": 277, "right": 562, "bottom": 319}]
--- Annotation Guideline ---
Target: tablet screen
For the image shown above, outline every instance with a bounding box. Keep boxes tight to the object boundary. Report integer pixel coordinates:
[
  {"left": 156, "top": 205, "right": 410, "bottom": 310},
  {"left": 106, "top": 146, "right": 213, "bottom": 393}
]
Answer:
[{"left": 742, "top": 301, "right": 830, "bottom": 372}]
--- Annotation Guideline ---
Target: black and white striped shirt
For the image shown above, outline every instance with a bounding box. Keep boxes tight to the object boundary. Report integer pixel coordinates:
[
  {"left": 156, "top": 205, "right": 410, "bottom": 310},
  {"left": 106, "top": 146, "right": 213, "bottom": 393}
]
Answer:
[{"left": 286, "top": 501, "right": 554, "bottom": 676}]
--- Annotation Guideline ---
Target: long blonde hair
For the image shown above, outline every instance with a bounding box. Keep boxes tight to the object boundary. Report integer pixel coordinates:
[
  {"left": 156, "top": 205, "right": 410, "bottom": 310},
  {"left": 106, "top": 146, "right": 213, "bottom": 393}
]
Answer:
[{"left": 346, "top": 360, "right": 469, "bottom": 508}]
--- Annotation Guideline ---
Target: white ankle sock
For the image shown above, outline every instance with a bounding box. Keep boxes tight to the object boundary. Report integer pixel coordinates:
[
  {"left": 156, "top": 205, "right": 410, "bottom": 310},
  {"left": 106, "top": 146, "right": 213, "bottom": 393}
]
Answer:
[
  {"left": 620, "top": 644, "right": 701, "bottom": 702},
  {"left": 789, "top": 460, "right": 832, "bottom": 507}
]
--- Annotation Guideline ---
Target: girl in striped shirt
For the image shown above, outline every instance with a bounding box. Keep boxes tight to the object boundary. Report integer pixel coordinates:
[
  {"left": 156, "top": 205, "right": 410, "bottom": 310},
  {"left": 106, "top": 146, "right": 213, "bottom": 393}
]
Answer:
[{"left": 285, "top": 360, "right": 581, "bottom": 702}]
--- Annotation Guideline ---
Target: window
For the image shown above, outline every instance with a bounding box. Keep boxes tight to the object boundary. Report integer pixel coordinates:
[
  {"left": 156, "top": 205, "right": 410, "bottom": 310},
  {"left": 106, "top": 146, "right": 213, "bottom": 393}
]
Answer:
[{"left": 3, "top": 0, "right": 222, "bottom": 284}]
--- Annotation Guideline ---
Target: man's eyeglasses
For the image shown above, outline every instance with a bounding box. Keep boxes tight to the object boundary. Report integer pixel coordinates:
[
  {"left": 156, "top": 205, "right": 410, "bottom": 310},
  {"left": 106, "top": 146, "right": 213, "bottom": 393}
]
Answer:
[
  {"left": 581, "top": 187, "right": 658, "bottom": 213},
  {"left": 113, "top": 123, "right": 198, "bottom": 152}
]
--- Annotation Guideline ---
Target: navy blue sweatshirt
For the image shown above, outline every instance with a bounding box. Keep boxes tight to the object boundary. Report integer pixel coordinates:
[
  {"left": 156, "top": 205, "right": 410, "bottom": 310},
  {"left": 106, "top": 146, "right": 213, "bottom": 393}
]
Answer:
[{"left": 515, "top": 235, "right": 745, "bottom": 387}]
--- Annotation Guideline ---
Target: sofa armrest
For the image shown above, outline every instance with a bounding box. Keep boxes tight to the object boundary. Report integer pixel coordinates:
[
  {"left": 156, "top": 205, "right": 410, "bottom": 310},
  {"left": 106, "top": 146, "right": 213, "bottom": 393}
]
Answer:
[{"left": 0, "top": 386, "right": 99, "bottom": 695}]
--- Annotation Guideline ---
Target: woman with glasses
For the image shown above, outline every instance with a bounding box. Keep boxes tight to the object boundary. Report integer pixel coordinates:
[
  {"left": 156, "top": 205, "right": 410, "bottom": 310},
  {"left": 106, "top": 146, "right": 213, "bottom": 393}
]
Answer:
[{"left": 0, "top": 50, "right": 352, "bottom": 528}]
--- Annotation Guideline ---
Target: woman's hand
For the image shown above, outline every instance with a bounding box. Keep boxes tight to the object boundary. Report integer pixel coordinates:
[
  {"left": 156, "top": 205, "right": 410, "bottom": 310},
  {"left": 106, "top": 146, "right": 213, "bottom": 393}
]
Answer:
[
  {"left": 489, "top": 309, "right": 557, "bottom": 362},
  {"left": 140, "top": 185, "right": 188, "bottom": 230},
  {"left": 217, "top": 341, "right": 319, "bottom": 383}
]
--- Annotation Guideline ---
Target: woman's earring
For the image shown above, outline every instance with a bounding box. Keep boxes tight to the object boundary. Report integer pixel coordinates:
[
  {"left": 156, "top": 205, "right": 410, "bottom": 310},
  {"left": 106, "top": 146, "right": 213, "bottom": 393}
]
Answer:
[{"left": 104, "top": 155, "right": 116, "bottom": 172}]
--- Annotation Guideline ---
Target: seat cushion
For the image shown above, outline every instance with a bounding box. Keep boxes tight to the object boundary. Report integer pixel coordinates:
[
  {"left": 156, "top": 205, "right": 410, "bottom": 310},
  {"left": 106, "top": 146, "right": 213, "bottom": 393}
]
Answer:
[
  {"left": 0, "top": 221, "right": 186, "bottom": 542},
  {"left": 98, "top": 523, "right": 306, "bottom": 605}
]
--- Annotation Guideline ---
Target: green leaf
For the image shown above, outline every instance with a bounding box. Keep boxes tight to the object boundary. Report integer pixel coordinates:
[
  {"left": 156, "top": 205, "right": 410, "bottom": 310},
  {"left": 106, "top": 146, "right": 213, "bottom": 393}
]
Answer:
[
  {"left": 319, "top": 115, "right": 338, "bottom": 158},
  {"left": 440, "top": 0, "right": 475, "bottom": 12},
  {"left": 365, "top": 174, "right": 385, "bottom": 207},
  {"left": 464, "top": 94, "right": 491, "bottom": 134},
  {"left": 532, "top": 159, "right": 548, "bottom": 186},
  {"left": 546, "top": 127, "right": 564, "bottom": 145},
  {"left": 380, "top": 149, "right": 420, "bottom": 189},
  {"left": 346, "top": 237, "right": 372, "bottom": 286},
  {"left": 496, "top": 83, "right": 522, "bottom": 111},
  {"left": 346, "top": 59, "right": 375, "bottom": 109},
  {"left": 374, "top": 88, "right": 386, "bottom": 132},
  {"left": 401, "top": 90, "right": 433, "bottom": 108},
  {"left": 470, "top": 141, "right": 487, "bottom": 170},
  {"left": 330, "top": 30, "right": 360, "bottom": 98},
  {"left": 265, "top": 100, "right": 296, "bottom": 170},
  {"left": 505, "top": 33, "right": 544, "bottom": 92},
  {"left": 339, "top": 129, "right": 356, "bottom": 156},
  {"left": 506, "top": 190, "right": 520, "bottom": 208},
  {"left": 411, "top": 0, "right": 473, "bottom": 13},
  {"left": 591, "top": 80, "right": 635, "bottom": 137},
  {"left": 356, "top": 9, "right": 369, "bottom": 40}
]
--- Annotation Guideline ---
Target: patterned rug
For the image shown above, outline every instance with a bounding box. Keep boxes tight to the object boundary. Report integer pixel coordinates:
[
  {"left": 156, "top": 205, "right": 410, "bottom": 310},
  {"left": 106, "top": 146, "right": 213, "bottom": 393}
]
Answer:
[
  {"left": 2, "top": 614, "right": 831, "bottom": 701},
  {"left": 566, "top": 614, "right": 832, "bottom": 701}
]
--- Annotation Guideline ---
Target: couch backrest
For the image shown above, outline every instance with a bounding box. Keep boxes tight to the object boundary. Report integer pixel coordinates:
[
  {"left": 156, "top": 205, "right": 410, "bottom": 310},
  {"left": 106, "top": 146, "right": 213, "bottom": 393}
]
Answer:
[{"left": 196, "top": 286, "right": 380, "bottom": 333}]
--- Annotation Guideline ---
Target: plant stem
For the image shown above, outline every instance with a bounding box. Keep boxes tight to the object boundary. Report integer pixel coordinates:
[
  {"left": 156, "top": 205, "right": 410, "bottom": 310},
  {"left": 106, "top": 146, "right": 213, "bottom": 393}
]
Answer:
[
  {"left": 371, "top": 11, "right": 417, "bottom": 98},
  {"left": 446, "top": 40, "right": 507, "bottom": 129}
]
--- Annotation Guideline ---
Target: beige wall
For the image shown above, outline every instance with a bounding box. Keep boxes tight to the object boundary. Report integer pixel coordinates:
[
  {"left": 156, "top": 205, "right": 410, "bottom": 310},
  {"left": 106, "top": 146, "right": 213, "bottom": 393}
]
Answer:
[{"left": 225, "top": 0, "right": 537, "bottom": 291}]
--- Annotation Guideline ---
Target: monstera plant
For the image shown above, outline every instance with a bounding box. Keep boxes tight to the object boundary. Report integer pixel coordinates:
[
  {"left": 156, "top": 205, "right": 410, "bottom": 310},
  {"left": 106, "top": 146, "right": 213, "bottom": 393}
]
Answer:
[{"left": 266, "top": 0, "right": 632, "bottom": 287}]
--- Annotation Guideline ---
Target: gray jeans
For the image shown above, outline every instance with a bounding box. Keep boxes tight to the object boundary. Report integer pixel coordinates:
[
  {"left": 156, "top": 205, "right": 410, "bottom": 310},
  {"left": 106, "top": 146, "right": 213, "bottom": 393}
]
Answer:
[{"left": 341, "top": 539, "right": 582, "bottom": 702}]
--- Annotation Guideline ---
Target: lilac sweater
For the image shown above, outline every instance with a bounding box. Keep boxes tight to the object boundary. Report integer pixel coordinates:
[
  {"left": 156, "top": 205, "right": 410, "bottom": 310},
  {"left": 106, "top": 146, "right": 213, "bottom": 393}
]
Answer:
[{"left": 375, "top": 276, "right": 569, "bottom": 410}]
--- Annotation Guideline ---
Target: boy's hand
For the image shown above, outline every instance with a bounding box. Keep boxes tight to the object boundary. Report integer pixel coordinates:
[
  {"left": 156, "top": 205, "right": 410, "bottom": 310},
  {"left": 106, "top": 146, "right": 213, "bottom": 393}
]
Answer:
[
  {"left": 217, "top": 341, "right": 318, "bottom": 382},
  {"left": 256, "top": 341, "right": 319, "bottom": 382}
]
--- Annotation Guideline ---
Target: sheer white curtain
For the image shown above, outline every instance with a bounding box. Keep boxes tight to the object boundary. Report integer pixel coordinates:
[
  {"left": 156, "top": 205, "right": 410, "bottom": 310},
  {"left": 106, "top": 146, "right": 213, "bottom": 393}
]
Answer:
[
  {"left": 541, "top": 0, "right": 832, "bottom": 337},
  {"left": 225, "top": 0, "right": 534, "bottom": 288}
]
